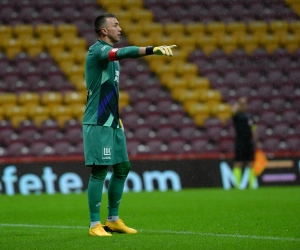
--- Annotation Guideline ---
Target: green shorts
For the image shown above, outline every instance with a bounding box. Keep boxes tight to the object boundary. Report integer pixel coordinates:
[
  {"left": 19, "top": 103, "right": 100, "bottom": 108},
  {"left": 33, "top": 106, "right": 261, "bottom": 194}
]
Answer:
[{"left": 82, "top": 125, "right": 129, "bottom": 166}]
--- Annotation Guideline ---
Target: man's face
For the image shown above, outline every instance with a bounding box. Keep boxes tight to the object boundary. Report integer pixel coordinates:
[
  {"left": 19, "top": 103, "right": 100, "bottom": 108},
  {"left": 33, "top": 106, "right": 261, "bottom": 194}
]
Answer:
[{"left": 103, "top": 17, "right": 122, "bottom": 43}]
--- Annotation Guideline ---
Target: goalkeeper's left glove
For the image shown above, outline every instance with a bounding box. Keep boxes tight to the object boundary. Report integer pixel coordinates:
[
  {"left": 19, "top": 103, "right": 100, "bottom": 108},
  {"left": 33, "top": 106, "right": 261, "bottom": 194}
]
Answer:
[{"left": 146, "top": 45, "right": 177, "bottom": 57}]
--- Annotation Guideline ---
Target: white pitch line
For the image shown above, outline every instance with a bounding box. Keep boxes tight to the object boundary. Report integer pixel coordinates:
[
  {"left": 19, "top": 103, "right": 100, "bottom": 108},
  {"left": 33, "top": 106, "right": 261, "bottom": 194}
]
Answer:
[{"left": 0, "top": 223, "right": 299, "bottom": 242}]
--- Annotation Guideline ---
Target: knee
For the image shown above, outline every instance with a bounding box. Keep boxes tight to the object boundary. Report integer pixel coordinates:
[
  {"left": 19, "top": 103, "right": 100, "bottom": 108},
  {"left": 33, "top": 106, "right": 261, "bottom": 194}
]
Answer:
[
  {"left": 113, "top": 161, "right": 131, "bottom": 179},
  {"left": 90, "top": 165, "right": 108, "bottom": 180}
]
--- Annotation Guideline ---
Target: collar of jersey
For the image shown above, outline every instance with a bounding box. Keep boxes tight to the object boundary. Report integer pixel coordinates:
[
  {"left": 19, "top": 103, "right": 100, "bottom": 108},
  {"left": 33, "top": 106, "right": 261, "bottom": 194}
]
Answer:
[{"left": 98, "top": 40, "right": 113, "bottom": 47}]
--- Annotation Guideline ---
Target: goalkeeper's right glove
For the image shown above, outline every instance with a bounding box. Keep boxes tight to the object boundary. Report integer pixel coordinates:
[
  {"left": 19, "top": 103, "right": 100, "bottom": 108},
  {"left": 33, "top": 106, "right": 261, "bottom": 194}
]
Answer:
[{"left": 146, "top": 45, "right": 177, "bottom": 57}]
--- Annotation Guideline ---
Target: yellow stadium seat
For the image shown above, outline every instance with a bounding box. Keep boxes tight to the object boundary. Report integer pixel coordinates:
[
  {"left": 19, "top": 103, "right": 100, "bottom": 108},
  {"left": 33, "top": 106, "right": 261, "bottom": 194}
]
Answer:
[
  {"left": 206, "top": 22, "right": 226, "bottom": 36},
  {"left": 174, "top": 62, "right": 198, "bottom": 76},
  {"left": 25, "top": 105, "right": 49, "bottom": 127},
  {"left": 172, "top": 89, "right": 198, "bottom": 102},
  {"left": 196, "top": 35, "right": 218, "bottom": 55},
  {"left": 63, "top": 91, "right": 86, "bottom": 105},
  {"left": 59, "top": 62, "right": 76, "bottom": 74},
  {"left": 147, "top": 58, "right": 166, "bottom": 72},
  {"left": 32, "top": 116, "right": 50, "bottom": 127},
  {"left": 71, "top": 103, "right": 85, "bottom": 120},
  {"left": 121, "top": 21, "right": 143, "bottom": 35},
  {"left": 238, "top": 34, "right": 260, "bottom": 54},
  {"left": 142, "top": 22, "right": 163, "bottom": 36},
  {"left": 269, "top": 20, "right": 289, "bottom": 35},
  {"left": 123, "top": 0, "right": 143, "bottom": 8},
  {"left": 69, "top": 75, "right": 86, "bottom": 91},
  {"left": 132, "top": 9, "right": 153, "bottom": 22},
  {"left": 55, "top": 51, "right": 75, "bottom": 64},
  {"left": 5, "top": 105, "right": 28, "bottom": 127},
  {"left": 41, "top": 92, "right": 63, "bottom": 106},
  {"left": 136, "top": 35, "right": 154, "bottom": 47},
  {"left": 56, "top": 24, "right": 78, "bottom": 39},
  {"left": 45, "top": 38, "right": 65, "bottom": 54},
  {"left": 219, "top": 35, "right": 238, "bottom": 55},
  {"left": 69, "top": 73, "right": 86, "bottom": 92},
  {"left": 18, "top": 92, "right": 40, "bottom": 106},
  {"left": 104, "top": 6, "right": 123, "bottom": 16},
  {"left": 5, "top": 105, "right": 27, "bottom": 118},
  {"left": 23, "top": 39, "right": 44, "bottom": 58},
  {"left": 13, "top": 24, "right": 34, "bottom": 40},
  {"left": 35, "top": 24, "right": 56, "bottom": 43},
  {"left": 185, "top": 76, "right": 210, "bottom": 90},
  {"left": 164, "top": 23, "right": 184, "bottom": 35},
  {"left": 115, "top": 10, "right": 132, "bottom": 23},
  {"left": 49, "top": 105, "right": 73, "bottom": 127},
  {"left": 27, "top": 105, "right": 49, "bottom": 118},
  {"left": 126, "top": 33, "right": 141, "bottom": 45},
  {"left": 195, "top": 89, "right": 209, "bottom": 102},
  {"left": 209, "top": 102, "right": 231, "bottom": 115},
  {"left": 0, "top": 93, "right": 17, "bottom": 107},
  {"left": 73, "top": 49, "right": 87, "bottom": 65},
  {"left": 98, "top": 0, "right": 122, "bottom": 8},
  {"left": 0, "top": 25, "right": 12, "bottom": 41},
  {"left": 63, "top": 64, "right": 84, "bottom": 77},
  {"left": 160, "top": 72, "right": 177, "bottom": 88},
  {"left": 160, "top": 74, "right": 188, "bottom": 89},
  {"left": 184, "top": 101, "right": 210, "bottom": 117},
  {"left": 119, "top": 91, "right": 130, "bottom": 105},
  {"left": 65, "top": 37, "right": 87, "bottom": 52},
  {"left": 289, "top": 20, "right": 300, "bottom": 35},
  {"left": 2, "top": 39, "right": 22, "bottom": 59},
  {"left": 171, "top": 88, "right": 186, "bottom": 101},
  {"left": 172, "top": 50, "right": 189, "bottom": 61},
  {"left": 0, "top": 106, "right": 4, "bottom": 120},
  {"left": 280, "top": 33, "right": 300, "bottom": 53},
  {"left": 56, "top": 116, "right": 74, "bottom": 128},
  {"left": 153, "top": 35, "right": 176, "bottom": 47},
  {"left": 289, "top": 3, "right": 300, "bottom": 16},
  {"left": 10, "top": 116, "right": 29, "bottom": 128},
  {"left": 226, "top": 22, "right": 246, "bottom": 35},
  {"left": 50, "top": 105, "right": 72, "bottom": 118},
  {"left": 247, "top": 21, "right": 268, "bottom": 35},
  {"left": 213, "top": 103, "right": 232, "bottom": 124},
  {"left": 194, "top": 113, "right": 210, "bottom": 127},
  {"left": 206, "top": 89, "right": 222, "bottom": 103},
  {"left": 154, "top": 63, "right": 177, "bottom": 76},
  {"left": 173, "top": 36, "right": 196, "bottom": 52},
  {"left": 259, "top": 34, "right": 280, "bottom": 53},
  {"left": 185, "top": 23, "right": 205, "bottom": 36}
]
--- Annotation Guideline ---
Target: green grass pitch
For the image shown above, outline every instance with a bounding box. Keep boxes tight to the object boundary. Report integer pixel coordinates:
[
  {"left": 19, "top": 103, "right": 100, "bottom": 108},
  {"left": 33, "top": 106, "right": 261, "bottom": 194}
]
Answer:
[{"left": 0, "top": 187, "right": 300, "bottom": 250}]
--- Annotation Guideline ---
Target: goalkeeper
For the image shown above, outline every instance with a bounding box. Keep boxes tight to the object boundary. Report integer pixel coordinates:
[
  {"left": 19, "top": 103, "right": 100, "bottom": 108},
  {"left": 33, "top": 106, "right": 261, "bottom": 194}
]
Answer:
[{"left": 83, "top": 13, "right": 177, "bottom": 237}]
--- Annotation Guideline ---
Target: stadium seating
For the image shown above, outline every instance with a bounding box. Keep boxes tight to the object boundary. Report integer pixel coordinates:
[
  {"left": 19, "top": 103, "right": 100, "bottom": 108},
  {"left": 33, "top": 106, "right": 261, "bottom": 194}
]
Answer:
[{"left": 0, "top": 0, "right": 299, "bottom": 157}]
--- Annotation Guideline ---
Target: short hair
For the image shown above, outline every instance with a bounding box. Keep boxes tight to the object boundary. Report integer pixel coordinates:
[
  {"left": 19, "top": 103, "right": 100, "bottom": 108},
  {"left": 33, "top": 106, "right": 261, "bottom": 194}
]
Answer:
[{"left": 94, "top": 13, "right": 117, "bottom": 36}]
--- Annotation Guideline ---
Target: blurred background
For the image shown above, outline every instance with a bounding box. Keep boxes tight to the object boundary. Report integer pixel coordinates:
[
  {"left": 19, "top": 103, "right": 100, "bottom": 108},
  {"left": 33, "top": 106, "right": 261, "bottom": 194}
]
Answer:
[{"left": 0, "top": 0, "right": 299, "bottom": 160}]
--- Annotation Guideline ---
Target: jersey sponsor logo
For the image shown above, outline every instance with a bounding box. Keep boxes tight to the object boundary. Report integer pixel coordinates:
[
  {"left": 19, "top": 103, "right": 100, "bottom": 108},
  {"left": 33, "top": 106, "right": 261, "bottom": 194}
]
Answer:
[
  {"left": 101, "top": 45, "right": 108, "bottom": 51},
  {"left": 102, "top": 147, "right": 112, "bottom": 160}
]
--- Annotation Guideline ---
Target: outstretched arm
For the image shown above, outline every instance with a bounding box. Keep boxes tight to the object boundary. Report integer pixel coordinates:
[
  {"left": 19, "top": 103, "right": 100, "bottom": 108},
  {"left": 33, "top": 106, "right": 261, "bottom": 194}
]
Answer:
[{"left": 113, "top": 45, "right": 177, "bottom": 60}]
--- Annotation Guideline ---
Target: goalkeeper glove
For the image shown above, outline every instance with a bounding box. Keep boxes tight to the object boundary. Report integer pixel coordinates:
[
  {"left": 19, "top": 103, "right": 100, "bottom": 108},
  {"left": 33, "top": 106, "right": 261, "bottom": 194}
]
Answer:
[{"left": 146, "top": 45, "right": 177, "bottom": 57}]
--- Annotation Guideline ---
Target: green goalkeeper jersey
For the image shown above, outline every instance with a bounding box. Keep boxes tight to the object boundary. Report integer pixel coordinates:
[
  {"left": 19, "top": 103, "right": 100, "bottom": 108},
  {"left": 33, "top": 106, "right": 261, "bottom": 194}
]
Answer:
[{"left": 83, "top": 40, "right": 140, "bottom": 128}]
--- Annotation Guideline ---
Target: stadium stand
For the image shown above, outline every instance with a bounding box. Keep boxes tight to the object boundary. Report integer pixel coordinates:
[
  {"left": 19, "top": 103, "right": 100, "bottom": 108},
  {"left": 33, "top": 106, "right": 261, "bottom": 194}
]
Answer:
[{"left": 0, "top": 0, "right": 299, "bottom": 158}]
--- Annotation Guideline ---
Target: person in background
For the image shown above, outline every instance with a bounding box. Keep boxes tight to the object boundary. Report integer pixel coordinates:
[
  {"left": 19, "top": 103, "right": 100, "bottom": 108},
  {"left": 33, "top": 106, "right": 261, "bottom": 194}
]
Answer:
[
  {"left": 83, "top": 13, "right": 176, "bottom": 236},
  {"left": 231, "top": 97, "right": 259, "bottom": 189}
]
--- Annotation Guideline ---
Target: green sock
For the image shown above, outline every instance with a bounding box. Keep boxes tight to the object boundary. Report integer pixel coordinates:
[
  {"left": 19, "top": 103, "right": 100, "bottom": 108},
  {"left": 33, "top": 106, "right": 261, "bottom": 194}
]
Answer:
[
  {"left": 108, "top": 173, "right": 126, "bottom": 216},
  {"left": 108, "top": 162, "right": 130, "bottom": 216},
  {"left": 233, "top": 167, "right": 242, "bottom": 189},
  {"left": 88, "top": 166, "right": 108, "bottom": 222}
]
